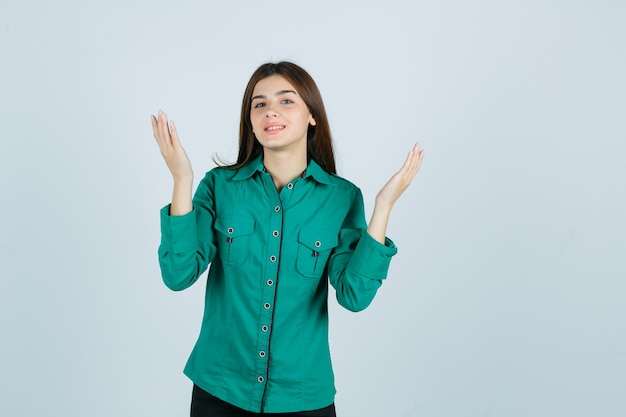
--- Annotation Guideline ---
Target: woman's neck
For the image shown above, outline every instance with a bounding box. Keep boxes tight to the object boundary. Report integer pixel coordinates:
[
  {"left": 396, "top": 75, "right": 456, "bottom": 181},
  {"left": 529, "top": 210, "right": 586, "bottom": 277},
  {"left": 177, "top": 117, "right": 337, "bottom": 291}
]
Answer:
[{"left": 263, "top": 149, "right": 307, "bottom": 191}]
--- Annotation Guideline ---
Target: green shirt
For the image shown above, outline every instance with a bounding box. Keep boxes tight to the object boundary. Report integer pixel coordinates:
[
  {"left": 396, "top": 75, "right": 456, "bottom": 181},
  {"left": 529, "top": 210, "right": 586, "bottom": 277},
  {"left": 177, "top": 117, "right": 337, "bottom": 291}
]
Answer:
[{"left": 158, "top": 155, "right": 397, "bottom": 413}]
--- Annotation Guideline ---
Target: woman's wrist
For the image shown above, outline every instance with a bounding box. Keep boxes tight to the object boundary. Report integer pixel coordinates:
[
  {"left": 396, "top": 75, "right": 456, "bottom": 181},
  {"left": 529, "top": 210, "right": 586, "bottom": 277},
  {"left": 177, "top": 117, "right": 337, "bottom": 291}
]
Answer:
[
  {"left": 367, "top": 204, "right": 392, "bottom": 244},
  {"left": 170, "top": 180, "right": 193, "bottom": 216}
]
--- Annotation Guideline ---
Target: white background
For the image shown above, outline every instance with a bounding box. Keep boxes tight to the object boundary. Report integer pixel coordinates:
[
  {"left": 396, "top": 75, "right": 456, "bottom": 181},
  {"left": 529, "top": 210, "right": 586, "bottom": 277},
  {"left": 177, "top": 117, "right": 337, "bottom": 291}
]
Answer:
[{"left": 1, "top": 1, "right": 625, "bottom": 416}]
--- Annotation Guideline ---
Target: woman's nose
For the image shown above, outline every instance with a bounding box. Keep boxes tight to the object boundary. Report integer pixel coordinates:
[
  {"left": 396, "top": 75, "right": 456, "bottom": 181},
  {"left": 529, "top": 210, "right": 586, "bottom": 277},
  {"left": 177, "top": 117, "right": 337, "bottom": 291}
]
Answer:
[{"left": 265, "top": 103, "right": 278, "bottom": 117}]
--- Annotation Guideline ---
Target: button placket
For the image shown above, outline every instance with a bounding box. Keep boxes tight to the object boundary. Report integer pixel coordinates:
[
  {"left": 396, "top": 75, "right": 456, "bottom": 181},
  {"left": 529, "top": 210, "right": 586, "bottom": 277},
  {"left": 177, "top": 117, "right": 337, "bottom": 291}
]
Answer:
[{"left": 255, "top": 196, "right": 283, "bottom": 392}]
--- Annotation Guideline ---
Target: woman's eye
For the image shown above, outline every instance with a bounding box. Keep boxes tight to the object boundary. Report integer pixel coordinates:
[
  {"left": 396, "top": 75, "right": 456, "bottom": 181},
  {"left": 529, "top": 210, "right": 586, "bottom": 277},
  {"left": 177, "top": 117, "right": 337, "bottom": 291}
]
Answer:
[
  {"left": 253, "top": 102, "right": 265, "bottom": 108},
  {"left": 281, "top": 99, "right": 293, "bottom": 104}
]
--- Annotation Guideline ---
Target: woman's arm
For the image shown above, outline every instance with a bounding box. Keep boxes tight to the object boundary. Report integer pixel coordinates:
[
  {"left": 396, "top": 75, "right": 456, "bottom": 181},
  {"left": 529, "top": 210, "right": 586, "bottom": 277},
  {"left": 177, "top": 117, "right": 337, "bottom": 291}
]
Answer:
[
  {"left": 367, "top": 142, "right": 424, "bottom": 243},
  {"left": 152, "top": 110, "right": 218, "bottom": 291},
  {"left": 151, "top": 110, "right": 194, "bottom": 215},
  {"left": 157, "top": 175, "right": 218, "bottom": 291},
  {"left": 327, "top": 144, "right": 423, "bottom": 311}
]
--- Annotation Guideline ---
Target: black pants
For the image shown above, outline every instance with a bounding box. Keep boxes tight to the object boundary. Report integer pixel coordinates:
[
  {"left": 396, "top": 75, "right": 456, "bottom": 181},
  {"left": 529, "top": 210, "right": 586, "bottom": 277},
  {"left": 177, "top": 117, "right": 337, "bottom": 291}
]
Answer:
[{"left": 190, "top": 384, "right": 337, "bottom": 417}]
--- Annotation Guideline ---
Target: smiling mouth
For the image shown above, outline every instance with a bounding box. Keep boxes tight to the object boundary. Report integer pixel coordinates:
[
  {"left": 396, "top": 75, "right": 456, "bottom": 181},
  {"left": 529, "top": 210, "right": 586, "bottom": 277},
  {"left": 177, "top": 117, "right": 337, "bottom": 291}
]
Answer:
[{"left": 265, "top": 125, "right": 285, "bottom": 131}]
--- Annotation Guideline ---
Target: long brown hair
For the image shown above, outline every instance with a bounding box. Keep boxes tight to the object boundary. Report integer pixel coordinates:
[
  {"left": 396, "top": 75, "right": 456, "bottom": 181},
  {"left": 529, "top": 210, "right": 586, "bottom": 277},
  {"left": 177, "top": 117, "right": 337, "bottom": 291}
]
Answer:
[{"left": 220, "top": 62, "right": 336, "bottom": 174}]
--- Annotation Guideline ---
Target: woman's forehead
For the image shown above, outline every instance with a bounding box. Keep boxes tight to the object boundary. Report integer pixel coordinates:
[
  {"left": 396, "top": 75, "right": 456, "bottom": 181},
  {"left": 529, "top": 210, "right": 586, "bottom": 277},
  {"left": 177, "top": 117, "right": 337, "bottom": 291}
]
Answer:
[{"left": 252, "top": 75, "right": 298, "bottom": 96}]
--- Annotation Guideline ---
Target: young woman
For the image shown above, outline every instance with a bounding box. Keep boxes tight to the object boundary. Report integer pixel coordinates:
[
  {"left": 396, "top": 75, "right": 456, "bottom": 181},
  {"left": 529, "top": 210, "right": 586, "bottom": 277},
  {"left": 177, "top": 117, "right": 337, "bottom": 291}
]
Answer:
[{"left": 152, "top": 62, "right": 424, "bottom": 417}]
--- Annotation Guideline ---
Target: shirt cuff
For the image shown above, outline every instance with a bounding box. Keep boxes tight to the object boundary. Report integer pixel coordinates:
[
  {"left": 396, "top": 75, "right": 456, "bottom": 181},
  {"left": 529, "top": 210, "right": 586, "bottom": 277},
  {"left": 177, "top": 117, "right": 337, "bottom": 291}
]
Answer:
[
  {"left": 349, "top": 231, "right": 398, "bottom": 280},
  {"left": 160, "top": 204, "right": 198, "bottom": 253}
]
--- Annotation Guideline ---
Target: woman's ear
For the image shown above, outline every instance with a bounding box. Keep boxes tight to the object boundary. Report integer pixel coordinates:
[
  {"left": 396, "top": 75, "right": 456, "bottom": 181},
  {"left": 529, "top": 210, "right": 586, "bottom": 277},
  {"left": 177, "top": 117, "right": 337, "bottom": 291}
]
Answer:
[{"left": 309, "top": 117, "right": 317, "bottom": 126}]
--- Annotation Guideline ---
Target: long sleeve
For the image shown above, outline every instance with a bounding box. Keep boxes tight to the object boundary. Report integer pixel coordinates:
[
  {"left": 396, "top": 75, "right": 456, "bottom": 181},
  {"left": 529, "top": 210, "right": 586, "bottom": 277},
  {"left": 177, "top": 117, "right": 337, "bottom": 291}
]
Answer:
[
  {"left": 158, "top": 172, "right": 219, "bottom": 291},
  {"left": 327, "top": 187, "right": 398, "bottom": 312}
]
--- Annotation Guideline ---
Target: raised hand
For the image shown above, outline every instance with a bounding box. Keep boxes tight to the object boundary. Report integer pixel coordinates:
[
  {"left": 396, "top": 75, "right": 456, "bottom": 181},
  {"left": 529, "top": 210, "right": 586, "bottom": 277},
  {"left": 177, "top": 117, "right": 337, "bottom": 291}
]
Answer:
[
  {"left": 151, "top": 110, "right": 194, "bottom": 182},
  {"left": 151, "top": 110, "right": 194, "bottom": 215},
  {"left": 367, "top": 143, "right": 424, "bottom": 244},
  {"left": 375, "top": 142, "right": 424, "bottom": 210}
]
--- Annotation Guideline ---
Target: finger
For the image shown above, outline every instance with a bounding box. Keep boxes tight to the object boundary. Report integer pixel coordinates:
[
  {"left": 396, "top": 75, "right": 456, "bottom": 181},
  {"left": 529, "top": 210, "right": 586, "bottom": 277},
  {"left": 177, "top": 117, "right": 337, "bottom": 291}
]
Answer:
[
  {"left": 399, "top": 144, "right": 417, "bottom": 170},
  {"left": 416, "top": 149, "right": 425, "bottom": 168},
  {"left": 409, "top": 150, "right": 423, "bottom": 177},
  {"left": 409, "top": 143, "right": 423, "bottom": 172},
  {"left": 399, "top": 143, "right": 419, "bottom": 175},
  {"left": 400, "top": 144, "right": 422, "bottom": 181},
  {"left": 153, "top": 113, "right": 170, "bottom": 151},
  {"left": 169, "top": 120, "right": 181, "bottom": 147},
  {"left": 152, "top": 114, "right": 168, "bottom": 148},
  {"left": 158, "top": 110, "right": 173, "bottom": 146},
  {"left": 151, "top": 114, "right": 158, "bottom": 138}
]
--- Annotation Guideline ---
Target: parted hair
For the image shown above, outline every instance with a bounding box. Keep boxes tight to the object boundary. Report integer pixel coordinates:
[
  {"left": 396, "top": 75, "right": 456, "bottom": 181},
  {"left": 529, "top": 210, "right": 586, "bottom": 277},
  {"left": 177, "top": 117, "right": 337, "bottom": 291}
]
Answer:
[{"left": 221, "top": 62, "right": 336, "bottom": 174}]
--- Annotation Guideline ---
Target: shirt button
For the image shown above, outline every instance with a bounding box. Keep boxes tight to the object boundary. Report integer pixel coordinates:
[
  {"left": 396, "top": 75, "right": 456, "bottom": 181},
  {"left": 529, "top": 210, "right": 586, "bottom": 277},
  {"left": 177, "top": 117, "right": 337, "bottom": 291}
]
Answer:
[
  {"left": 264, "top": 303, "right": 271, "bottom": 310},
  {"left": 259, "top": 351, "right": 266, "bottom": 358},
  {"left": 258, "top": 376, "right": 264, "bottom": 383},
  {"left": 286, "top": 183, "right": 294, "bottom": 190},
  {"left": 227, "top": 227, "right": 234, "bottom": 234},
  {"left": 262, "top": 325, "right": 269, "bottom": 332},
  {"left": 274, "top": 206, "right": 281, "bottom": 212},
  {"left": 314, "top": 240, "right": 322, "bottom": 248},
  {"left": 269, "top": 255, "right": 277, "bottom": 262},
  {"left": 272, "top": 230, "right": 279, "bottom": 237},
  {"left": 267, "top": 279, "right": 274, "bottom": 286}
]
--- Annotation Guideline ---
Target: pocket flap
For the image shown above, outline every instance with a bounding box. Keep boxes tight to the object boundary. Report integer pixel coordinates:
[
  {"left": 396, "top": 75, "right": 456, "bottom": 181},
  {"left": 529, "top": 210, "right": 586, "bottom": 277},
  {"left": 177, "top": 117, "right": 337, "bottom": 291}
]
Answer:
[
  {"left": 298, "top": 228, "right": 338, "bottom": 251},
  {"left": 215, "top": 216, "right": 255, "bottom": 238}
]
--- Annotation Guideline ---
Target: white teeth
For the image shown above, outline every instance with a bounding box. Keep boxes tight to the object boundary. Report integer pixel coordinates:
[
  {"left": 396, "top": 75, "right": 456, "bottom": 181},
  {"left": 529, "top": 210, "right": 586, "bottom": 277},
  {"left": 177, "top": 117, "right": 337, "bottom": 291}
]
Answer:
[{"left": 266, "top": 126, "right": 284, "bottom": 131}]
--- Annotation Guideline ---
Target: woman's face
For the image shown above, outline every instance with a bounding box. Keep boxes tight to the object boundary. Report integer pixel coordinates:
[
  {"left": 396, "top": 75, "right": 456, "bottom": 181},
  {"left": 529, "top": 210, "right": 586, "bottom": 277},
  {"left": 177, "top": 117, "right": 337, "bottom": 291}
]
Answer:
[{"left": 250, "top": 74, "right": 316, "bottom": 154}]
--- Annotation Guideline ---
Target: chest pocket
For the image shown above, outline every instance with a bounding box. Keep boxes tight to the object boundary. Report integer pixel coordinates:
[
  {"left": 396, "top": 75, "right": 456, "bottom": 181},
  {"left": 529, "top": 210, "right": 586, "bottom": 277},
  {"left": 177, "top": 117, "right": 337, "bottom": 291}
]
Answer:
[
  {"left": 296, "top": 228, "right": 339, "bottom": 278},
  {"left": 215, "top": 216, "right": 255, "bottom": 266}
]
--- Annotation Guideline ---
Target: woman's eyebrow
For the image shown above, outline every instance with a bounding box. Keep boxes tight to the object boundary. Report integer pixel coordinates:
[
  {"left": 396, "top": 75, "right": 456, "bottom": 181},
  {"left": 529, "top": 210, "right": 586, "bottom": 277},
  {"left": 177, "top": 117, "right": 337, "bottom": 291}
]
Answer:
[
  {"left": 276, "top": 89, "right": 297, "bottom": 96},
  {"left": 252, "top": 90, "right": 298, "bottom": 101}
]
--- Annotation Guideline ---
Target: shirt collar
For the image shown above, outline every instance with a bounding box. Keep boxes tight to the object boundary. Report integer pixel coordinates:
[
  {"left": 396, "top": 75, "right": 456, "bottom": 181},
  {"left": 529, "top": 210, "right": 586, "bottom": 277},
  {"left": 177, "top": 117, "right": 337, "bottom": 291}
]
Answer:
[
  {"left": 304, "top": 158, "right": 332, "bottom": 185},
  {"left": 232, "top": 153, "right": 265, "bottom": 181},
  {"left": 232, "top": 153, "right": 333, "bottom": 185}
]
